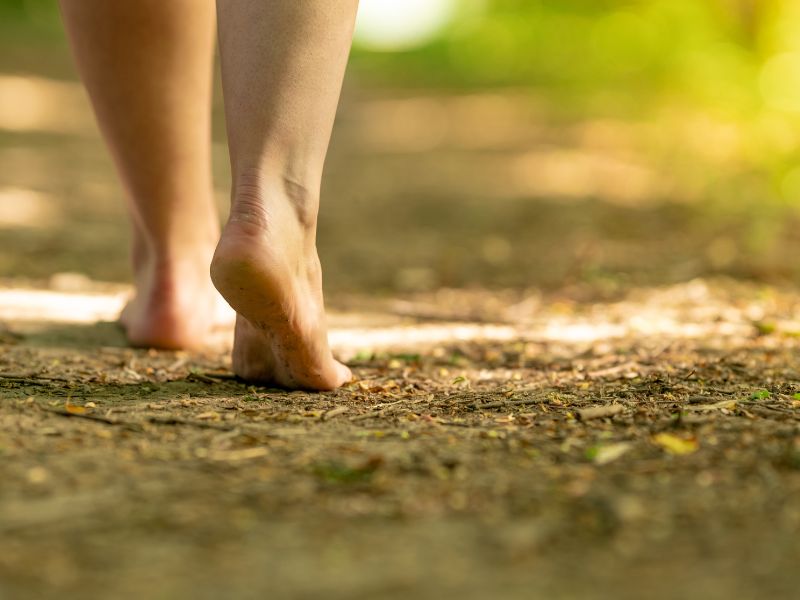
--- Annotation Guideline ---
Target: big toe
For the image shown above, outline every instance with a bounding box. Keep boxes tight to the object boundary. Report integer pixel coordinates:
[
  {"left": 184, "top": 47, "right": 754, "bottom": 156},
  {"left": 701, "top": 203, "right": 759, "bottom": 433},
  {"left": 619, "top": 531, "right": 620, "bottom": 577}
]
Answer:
[
  {"left": 335, "top": 361, "right": 352, "bottom": 387},
  {"left": 295, "top": 358, "right": 351, "bottom": 391}
]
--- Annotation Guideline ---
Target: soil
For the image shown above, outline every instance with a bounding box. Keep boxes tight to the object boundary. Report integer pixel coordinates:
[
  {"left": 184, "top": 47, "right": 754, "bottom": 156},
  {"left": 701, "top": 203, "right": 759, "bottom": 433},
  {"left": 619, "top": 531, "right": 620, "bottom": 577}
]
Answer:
[
  {"left": 2, "top": 281, "right": 800, "bottom": 599},
  {"left": 1, "top": 34, "right": 800, "bottom": 600}
]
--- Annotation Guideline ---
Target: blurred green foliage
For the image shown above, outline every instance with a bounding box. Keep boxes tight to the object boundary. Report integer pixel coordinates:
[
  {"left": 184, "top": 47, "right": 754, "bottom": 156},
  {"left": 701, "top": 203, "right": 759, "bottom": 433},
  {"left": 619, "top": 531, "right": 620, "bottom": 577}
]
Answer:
[
  {"left": 347, "top": 0, "right": 800, "bottom": 238},
  {"left": 352, "top": 0, "right": 796, "bottom": 112},
  {"left": 4, "top": 0, "right": 800, "bottom": 219},
  {"left": 0, "top": 0, "right": 62, "bottom": 41},
  {"left": 4, "top": 0, "right": 798, "bottom": 116}
]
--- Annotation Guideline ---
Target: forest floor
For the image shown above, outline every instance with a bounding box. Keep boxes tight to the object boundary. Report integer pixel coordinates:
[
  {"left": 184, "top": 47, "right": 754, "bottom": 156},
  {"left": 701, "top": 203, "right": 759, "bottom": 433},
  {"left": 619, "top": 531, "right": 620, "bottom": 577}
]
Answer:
[
  {"left": 1, "top": 35, "right": 800, "bottom": 600},
  {"left": 2, "top": 279, "right": 800, "bottom": 599}
]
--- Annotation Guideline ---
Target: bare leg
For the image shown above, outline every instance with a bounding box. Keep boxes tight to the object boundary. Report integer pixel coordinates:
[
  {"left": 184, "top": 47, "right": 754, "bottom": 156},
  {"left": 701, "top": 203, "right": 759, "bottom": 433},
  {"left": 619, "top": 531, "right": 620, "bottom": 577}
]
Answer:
[
  {"left": 59, "top": 0, "right": 228, "bottom": 349},
  {"left": 211, "top": 1, "right": 357, "bottom": 389}
]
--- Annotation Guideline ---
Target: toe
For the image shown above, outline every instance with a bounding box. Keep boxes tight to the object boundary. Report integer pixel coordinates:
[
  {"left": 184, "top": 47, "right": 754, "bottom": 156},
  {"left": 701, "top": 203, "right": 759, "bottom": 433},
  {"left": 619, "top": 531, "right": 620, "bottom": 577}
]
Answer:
[{"left": 335, "top": 361, "right": 352, "bottom": 387}]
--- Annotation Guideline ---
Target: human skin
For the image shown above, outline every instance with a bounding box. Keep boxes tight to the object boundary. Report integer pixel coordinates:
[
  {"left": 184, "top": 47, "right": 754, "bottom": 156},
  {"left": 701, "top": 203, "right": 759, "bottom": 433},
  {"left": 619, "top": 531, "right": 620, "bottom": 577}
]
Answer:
[
  {"left": 59, "top": 0, "right": 224, "bottom": 350},
  {"left": 60, "top": 0, "right": 358, "bottom": 390}
]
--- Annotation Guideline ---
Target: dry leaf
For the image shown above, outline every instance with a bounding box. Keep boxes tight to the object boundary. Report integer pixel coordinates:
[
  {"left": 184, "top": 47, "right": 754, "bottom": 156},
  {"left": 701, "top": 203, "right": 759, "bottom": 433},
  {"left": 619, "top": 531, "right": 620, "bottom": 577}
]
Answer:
[
  {"left": 653, "top": 433, "right": 698, "bottom": 455},
  {"left": 64, "top": 400, "right": 86, "bottom": 415},
  {"left": 359, "top": 379, "right": 398, "bottom": 393}
]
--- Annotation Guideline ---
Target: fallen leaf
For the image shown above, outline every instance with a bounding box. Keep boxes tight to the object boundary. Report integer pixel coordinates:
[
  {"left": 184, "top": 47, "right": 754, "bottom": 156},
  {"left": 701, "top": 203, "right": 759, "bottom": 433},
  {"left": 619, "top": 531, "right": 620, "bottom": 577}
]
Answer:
[
  {"left": 653, "top": 433, "right": 698, "bottom": 455},
  {"left": 64, "top": 400, "right": 86, "bottom": 415},
  {"left": 359, "top": 379, "right": 398, "bottom": 393},
  {"left": 588, "top": 442, "right": 633, "bottom": 465}
]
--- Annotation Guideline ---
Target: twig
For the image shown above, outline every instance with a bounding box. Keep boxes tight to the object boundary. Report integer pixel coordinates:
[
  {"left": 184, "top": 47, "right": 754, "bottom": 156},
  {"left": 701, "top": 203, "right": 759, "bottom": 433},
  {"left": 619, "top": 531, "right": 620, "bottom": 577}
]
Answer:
[
  {"left": 368, "top": 399, "right": 403, "bottom": 410},
  {"left": 201, "top": 372, "right": 239, "bottom": 381},
  {"left": 322, "top": 406, "right": 349, "bottom": 421},
  {"left": 350, "top": 407, "right": 404, "bottom": 421},
  {"left": 41, "top": 407, "right": 144, "bottom": 431},
  {"left": 0, "top": 372, "right": 71, "bottom": 385},
  {"left": 743, "top": 403, "right": 799, "bottom": 418},
  {"left": 186, "top": 372, "right": 216, "bottom": 384},
  {"left": 577, "top": 404, "right": 625, "bottom": 421},
  {"left": 473, "top": 396, "right": 546, "bottom": 410}
]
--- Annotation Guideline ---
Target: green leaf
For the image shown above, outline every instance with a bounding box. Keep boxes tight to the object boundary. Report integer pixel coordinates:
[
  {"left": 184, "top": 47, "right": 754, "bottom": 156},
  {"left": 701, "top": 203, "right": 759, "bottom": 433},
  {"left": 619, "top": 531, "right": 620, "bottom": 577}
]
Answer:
[{"left": 390, "top": 353, "right": 421, "bottom": 363}]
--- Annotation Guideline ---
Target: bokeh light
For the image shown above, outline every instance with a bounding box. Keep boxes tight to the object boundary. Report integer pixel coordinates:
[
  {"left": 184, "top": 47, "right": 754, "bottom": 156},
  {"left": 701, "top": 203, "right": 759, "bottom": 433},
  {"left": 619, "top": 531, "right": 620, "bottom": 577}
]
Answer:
[{"left": 354, "top": 0, "right": 459, "bottom": 51}]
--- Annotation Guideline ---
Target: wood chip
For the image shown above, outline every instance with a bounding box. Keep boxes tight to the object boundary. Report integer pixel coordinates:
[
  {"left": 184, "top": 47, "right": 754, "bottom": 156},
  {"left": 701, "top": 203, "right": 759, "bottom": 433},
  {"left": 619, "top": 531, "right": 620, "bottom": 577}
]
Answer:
[{"left": 577, "top": 404, "right": 625, "bottom": 421}]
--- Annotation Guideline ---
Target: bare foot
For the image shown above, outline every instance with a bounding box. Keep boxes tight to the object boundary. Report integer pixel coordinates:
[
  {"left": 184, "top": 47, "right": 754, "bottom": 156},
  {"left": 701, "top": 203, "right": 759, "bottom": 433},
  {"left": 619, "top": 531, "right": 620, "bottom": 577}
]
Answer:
[
  {"left": 210, "top": 174, "right": 350, "bottom": 390},
  {"left": 120, "top": 246, "right": 233, "bottom": 350}
]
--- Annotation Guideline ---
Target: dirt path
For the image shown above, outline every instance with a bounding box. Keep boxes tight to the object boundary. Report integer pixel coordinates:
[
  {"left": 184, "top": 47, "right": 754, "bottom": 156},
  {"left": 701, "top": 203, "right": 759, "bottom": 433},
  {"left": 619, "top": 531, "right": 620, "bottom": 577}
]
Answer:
[
  {"left": 2, "top": 33, "right": 800, "bottom": 599},
  {"left": 1, "top": 279, "right": 799, "bottom": 599}
]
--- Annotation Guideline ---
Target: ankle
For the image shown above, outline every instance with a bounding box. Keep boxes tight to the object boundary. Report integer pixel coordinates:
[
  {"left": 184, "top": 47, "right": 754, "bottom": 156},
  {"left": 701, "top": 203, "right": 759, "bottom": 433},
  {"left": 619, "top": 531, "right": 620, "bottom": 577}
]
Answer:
[
  {"left": 229, "top": 167, "right": 320, "bottom": 232},
  {"left": 131, "top": 248, "right": 214, "bottom": 295},
  {"left": 134, "top": 235, "right": 216, "bottom": 268}
]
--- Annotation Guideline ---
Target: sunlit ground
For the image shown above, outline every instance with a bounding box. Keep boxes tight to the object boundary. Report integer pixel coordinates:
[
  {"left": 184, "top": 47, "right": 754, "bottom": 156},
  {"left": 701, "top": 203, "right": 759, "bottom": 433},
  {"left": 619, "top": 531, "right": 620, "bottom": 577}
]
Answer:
[
  {"left": 1, "top": 63, "right": 799, "bottom": 360},
  {"left": 2, "top": 277, "right": 797, "bottom": 362}
]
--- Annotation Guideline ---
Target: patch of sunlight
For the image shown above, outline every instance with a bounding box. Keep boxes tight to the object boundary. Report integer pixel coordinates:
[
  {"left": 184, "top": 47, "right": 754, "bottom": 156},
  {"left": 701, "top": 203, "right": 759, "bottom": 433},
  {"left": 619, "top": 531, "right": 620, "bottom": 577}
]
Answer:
[
  {"left": 0, "top": 75, "right": 94, "bottom": 134},
  {"left": 354, "top": 0, "right": 458, "bottom": 51},
  {"left": 760, "top": 52, "right": 800, "bottom": 113},
  {"left": 355, "top": 92, "right": 540, "bottom": 152},
  {"left": 537, "top": 317, "right": 747, "bottom": 345},
  {"left": 0, "top": 187, "right": 61, "bottom": 228},
  {"left": 331, "top": 324, "right": 518, "bottom": 359},
  {"left": 0, "top": 279, "right": 761, "bottom": 356},
  {"left": 510, "top": 149, "right": 659, "bottom": 205},
  {"left": 0, "top": 288, "right": 127, "bottom": 324}
]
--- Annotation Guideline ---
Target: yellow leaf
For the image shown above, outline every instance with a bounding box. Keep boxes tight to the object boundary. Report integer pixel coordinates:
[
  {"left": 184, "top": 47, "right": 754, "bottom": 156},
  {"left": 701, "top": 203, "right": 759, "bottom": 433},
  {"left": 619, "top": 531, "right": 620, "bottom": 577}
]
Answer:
[
  {"left": 64, "top": 401, "right": 86, "bottom": 415},
  {"left": 653, "top": 433, "right": 698, "bottom": 455}
]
